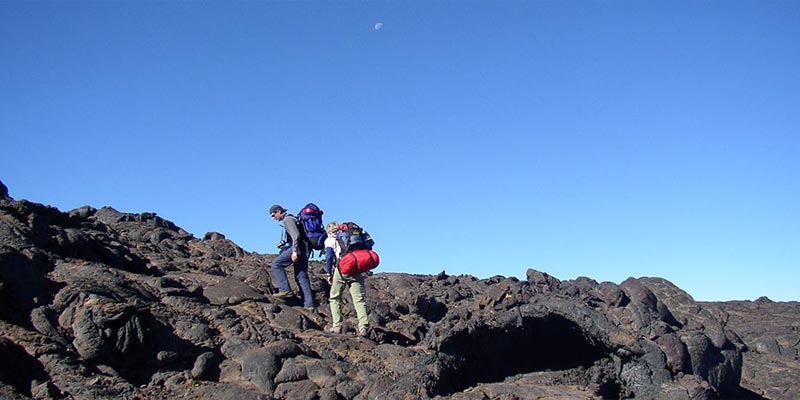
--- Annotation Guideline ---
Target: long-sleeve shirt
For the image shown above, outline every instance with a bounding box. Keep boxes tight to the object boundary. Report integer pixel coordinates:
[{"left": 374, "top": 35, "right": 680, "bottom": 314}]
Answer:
[
  {"left": 324, "top": 235, "right": 341, "bottom": 275},
  {"left": 281, "top": 214, "right": 308, "bottom": 256}
]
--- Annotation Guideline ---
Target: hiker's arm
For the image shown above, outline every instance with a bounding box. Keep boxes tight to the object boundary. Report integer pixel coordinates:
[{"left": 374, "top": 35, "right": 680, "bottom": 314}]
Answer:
[{"left": 325, "top": 247, "right": 335, "bottom": 275}]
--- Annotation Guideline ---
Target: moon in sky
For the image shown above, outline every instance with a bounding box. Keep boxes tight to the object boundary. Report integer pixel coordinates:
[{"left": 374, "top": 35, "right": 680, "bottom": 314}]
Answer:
[{"left": 374, "top": 22, "right": 383, "bottom": 31}]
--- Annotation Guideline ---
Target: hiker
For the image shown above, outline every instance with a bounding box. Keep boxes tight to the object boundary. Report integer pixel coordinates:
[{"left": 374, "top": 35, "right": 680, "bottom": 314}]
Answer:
[
  {"left": 324, "top": 221, "right": 370, "bottom": 337},
  {"left": 269, "top": 204, "right": 315, "bottom": 310}
]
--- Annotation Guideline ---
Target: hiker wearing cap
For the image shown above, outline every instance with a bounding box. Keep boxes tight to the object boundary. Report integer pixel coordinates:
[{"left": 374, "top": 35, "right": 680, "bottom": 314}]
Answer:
[{"left": 269, "top": 204, "right": 315, "bottom": 309}]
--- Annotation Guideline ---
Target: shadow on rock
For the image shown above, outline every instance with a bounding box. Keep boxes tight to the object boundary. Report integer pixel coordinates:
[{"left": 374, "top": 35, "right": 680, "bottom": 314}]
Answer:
[
  {"left": 434, "top": 313, "right": 609, "bottom": 396},
  {"left": 0, "top": 251, "right": 62, "bottom": 328},
  {"left": 0, "top": 337, "right": 49, "bottom": 397}
]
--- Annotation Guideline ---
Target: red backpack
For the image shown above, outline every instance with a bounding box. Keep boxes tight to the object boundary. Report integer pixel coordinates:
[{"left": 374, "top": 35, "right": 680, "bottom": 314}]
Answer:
[
  {"left": 336, "top": 222, "right": 379, "bottom": 275},
  {"left": 339, "top": 249, "right": 380, "bottom": 275}
]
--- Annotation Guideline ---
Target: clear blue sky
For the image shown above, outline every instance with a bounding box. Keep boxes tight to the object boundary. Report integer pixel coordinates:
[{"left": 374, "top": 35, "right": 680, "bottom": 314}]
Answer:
[{"left": 2, "top": 1, "right": 798, "bottom": 301}]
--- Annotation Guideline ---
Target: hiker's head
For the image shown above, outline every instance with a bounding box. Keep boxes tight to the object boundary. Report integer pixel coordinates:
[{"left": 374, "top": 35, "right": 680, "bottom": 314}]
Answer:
[
  {"left": 269, "top": 205, "right": 286, "bottom": 220},
  {"left": 326, "top": 221, "right": 339, "bottom": 235}
]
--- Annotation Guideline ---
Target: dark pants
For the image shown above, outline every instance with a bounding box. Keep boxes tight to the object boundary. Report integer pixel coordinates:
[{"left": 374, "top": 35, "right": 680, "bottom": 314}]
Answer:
[{"left": 271, "top": 247, "right": 314, "bottom": 307}]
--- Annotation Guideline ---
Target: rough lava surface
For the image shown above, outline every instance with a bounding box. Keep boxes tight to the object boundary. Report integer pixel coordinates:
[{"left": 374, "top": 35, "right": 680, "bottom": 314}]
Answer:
[{"left": 0, "top": 179, "right": 796, "bottom": 399}]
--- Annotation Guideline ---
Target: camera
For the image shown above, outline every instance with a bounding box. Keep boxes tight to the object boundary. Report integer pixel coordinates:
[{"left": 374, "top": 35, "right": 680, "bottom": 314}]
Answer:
[{"left": 276, "top": 240, "right": 287, "bottom": 249}]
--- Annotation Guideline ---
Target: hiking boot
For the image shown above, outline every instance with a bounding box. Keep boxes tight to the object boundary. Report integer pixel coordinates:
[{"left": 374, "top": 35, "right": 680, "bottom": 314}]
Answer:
[
  {"left": 358, "top": 326, "right": 369, "bottom": 338},
  {"left": 328, "top": 325, "right": 342, "bottom": 334},
  {"left": 305, "top": 306, "right": 317, "bottom": 313},
  {"left": 273, "top": 290, "right": 292, "bottom": 298}
]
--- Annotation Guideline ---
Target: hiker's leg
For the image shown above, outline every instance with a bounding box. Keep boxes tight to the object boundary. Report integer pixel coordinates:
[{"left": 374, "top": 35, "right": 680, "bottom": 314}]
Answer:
[
  {"left": 293, "top": 257, "right": 314, "bottom": 307},
  {"left": 270, "top": 248, "right": 292, "bottom": 293},
  {"left": 350, "top": 273, "right": 369, "bottom": 330},
  {"left": 329, "top": 269, "right": 345, "bottom": 328}
]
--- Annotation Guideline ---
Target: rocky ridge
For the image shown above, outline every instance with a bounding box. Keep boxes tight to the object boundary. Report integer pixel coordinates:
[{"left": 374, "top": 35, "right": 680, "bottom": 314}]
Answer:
[
  {"left": 0, "top": 179, "right": 796, "bottom": 399},
  {"left": 699, "top": 298, "right": 800, "bottom": 399}
]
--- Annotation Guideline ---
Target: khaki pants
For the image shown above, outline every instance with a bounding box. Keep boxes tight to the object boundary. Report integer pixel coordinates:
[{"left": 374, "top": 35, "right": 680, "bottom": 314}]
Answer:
[{"left": 329, "top": 268, "right": 369, "bottom": 330}]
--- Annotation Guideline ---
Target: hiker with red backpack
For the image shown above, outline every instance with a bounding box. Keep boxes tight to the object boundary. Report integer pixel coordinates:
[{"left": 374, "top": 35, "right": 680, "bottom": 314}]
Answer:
[
  {"left": 268, "top": 204, "right": 315, "bottom": 310},
  {"left": 325, "top": 221, "right": 379, "bottom": 337}
]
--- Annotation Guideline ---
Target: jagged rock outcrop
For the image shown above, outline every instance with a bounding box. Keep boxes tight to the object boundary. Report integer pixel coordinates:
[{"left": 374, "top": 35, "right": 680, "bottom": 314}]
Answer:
[
  {"left": 0, "top": 179, "right": 789, "bottom": 399},
  {"left": 700, "top": 298, "right": 800, "bottom": 399}
]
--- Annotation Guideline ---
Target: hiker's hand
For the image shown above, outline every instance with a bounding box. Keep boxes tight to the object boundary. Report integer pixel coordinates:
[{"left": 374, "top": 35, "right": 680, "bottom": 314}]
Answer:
[
  {"left": 327, "top": 275, "right": 333, "bottom": 285},
  {"left": 291, "top": 252, "right": 298, "bottom": 262}
]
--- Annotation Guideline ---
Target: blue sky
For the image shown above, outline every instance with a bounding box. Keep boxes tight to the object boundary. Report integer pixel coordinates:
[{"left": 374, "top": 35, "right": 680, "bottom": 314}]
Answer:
[{"left": 2, "top": 1, "right": 798, "bottom": 301}]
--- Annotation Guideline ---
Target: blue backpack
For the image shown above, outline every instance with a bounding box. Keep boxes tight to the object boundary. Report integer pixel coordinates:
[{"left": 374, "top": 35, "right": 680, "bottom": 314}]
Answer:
[{"left": 298, "top": 203, "right": 327, "bottom": 251}]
